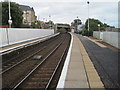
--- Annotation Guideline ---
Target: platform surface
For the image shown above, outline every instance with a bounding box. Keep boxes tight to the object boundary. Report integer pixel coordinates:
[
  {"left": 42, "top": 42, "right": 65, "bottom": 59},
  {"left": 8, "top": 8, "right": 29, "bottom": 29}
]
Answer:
[
  {"left": 57, "top": 33, "right": 104, "bottom": 89},
  {"left": 64, "top": 34, "right": 89, "bottom": 88}
]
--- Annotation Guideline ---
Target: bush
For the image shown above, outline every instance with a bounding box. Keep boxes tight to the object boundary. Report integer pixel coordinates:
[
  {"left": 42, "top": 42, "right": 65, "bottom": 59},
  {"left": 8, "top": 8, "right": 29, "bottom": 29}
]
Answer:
[
  {"left": 81, "top": 29, "right": 88, "bottom": 36},
  {"left": 89, "top": 29, "right": 93, "bottom": 36},
  {"left": 59, "top": 28, "right": 66, "bottom": 33},
  {"left": 20, "top": 24, "right": 31, "bottom": 28},
  {"left": 78, "top": 31, "right": 82, "bottom": 34},
  {"left": 81, "top": 29, "right": 93, "bottom": 36}
]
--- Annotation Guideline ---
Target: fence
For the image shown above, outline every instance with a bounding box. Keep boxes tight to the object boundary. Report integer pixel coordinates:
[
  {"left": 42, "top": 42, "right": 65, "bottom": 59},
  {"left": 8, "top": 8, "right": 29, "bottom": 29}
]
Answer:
[
  {"left": 93, "top": 31, "right": 120, "bottom": 49},
  {"left": 0, "top": 28, "right": 54, "bottom": 47}
]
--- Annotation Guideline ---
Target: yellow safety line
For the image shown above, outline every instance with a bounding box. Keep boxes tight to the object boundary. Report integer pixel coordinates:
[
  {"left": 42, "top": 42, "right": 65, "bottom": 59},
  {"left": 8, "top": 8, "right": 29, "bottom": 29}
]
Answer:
[{"left": 76, "top": 35, "right": 105, "bottom": 89}]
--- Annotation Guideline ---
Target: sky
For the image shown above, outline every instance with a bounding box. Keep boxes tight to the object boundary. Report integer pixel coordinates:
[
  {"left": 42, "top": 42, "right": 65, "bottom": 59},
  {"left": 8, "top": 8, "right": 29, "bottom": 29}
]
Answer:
[{"left": 1, "top": 0, "right": 119, "bottom": 28}]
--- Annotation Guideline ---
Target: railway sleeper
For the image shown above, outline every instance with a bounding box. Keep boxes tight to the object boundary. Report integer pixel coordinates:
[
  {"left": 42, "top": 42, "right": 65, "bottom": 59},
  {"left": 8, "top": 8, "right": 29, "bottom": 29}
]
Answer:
[
  {"left": 31, "top": 77, "right": 49, "bottom": 81},
  {"left": 25, "top": 81, "right": 47, "bottom": 88}
]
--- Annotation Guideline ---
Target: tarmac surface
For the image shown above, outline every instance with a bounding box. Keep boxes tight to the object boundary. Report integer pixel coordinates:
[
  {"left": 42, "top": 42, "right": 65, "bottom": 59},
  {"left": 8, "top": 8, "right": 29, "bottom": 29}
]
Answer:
[{"left": 77, "top": 34, "right": 120, "bottom": 88}]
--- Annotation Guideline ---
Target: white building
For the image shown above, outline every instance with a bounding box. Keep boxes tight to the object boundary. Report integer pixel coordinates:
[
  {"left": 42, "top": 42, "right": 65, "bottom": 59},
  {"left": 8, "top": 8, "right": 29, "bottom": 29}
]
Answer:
[{"left": 77, "top": 24, "right": 85, "bottom": 31}]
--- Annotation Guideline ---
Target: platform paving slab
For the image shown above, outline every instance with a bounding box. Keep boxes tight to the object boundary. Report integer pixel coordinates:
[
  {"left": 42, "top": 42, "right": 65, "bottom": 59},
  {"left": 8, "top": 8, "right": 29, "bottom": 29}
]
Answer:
[{"left": 64, "top": 34, "right": 89, "bottom": 88}]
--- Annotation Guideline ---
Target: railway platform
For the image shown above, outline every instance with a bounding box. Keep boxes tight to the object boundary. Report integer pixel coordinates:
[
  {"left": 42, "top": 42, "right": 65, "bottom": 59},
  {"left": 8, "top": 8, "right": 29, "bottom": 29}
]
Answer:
[
  {"left": 57, "top": 33, "right": 104, "bottom": 89},
  {"left": 0, "top": 33, "right": 59, "bottom": 55},
  {"left": 1, "top": 32, "right": 106, "bottom": 89}
]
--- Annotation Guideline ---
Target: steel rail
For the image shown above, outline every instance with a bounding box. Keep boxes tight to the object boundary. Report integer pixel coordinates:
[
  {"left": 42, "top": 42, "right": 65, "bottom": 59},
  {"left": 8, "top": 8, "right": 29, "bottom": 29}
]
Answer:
[
  {"left": 45, "top": 36, "right": 68, "bottom": 90},
  {"left": 0, "top": 46, "right": 46, "bottom": 74},
  {"left": 12, "top": 39, "right": 64, "bottom": 90},
  {"left": 1, "top": 34, "right": 61, "bottom": 74},
  {"left": 2, "top": 44, "right": 44, "bottom": 65}
]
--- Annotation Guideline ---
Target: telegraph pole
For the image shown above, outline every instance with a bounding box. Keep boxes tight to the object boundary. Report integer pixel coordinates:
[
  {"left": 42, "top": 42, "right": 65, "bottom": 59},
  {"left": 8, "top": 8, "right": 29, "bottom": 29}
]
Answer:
[{"left": 49, "top": 15, "right": 52, "bottom": 29}]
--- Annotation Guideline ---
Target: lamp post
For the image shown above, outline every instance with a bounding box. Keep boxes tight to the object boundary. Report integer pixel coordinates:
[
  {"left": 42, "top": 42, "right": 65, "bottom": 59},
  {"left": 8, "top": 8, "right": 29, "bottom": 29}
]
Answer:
[
  {"left": 87, "top": 1, "right": 90, "bottom": 36},
  {"left": 76, "top": 16, "right": 78, "bottom": 32},
  {"left": 8, "top": 0, "right": 12, "bottom": 28},
  {"left": 104, "top": 19, "right": 106, "bottom": 31},
  {"left": 49, "top": 15, "right": 52, "bottom": 29},
  {"left": 98, "top": 24, "right": 100, "bottom": 32}
]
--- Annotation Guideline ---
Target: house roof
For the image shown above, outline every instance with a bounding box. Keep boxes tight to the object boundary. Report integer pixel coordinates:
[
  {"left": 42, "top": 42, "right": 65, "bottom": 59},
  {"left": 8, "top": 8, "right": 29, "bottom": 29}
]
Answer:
[{"left": 19, "top": 5, "right": 34, "bottom": 11}]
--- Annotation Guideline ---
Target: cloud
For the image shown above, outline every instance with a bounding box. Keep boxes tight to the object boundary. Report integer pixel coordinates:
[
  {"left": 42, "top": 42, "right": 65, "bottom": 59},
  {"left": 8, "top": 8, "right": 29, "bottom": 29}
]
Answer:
[
  {"left": 9, "top": 0, "right": 119, "bottom": 3},
  {"left": 1, "top": 0, "right": 118, "bottom": 27}
]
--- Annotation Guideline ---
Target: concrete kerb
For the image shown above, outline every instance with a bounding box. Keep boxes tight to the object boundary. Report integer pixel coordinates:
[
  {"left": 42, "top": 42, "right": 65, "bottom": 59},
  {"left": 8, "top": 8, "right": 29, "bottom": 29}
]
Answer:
[{"left": 56, "top": 32, "right": 73, "bottom": 89}]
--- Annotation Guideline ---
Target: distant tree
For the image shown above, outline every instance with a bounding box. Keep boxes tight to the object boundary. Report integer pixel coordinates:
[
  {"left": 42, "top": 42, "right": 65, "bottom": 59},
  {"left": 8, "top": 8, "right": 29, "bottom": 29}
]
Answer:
[
  {"left": 85, "top": 18, "right": 102, "bottom": 31},
  {"left": 1, "top": 1, "right": 23, "bottom": 27},
  {"left": 0, "top": 2, "right": 2, "bottom": 25},
  {"left": 82, "top": 18, "right": 114, "bottom": 36},
  {"left": 48, "top": 20, "right": 54, "bottom": 29},
  {"left": 48, "top": 20, "right": 54, "bottom": 25},
  {"left": 74, "top": 19, "right": 82, "bottom": 25},
  {"left": 59, "top": 28, "right": 66, "bottom": 33},
  {"left": 71, "top": 22, "right": 74, "bottom": 27},
  {"left": 30, "top": 21, "right": 41, "bottom": 29},
  {"left": 71, "top": 19, "right": 82, "bottom": 27},
  {"left": 71, "top": 18, "right": 82, "bottom": 31},
  {"left": 85, "top": 18, "right": 111, "bottom": 31}
]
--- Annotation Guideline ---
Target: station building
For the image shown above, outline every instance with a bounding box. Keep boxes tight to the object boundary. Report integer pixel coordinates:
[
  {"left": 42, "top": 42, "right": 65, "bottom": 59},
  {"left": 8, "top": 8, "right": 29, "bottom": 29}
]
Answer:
[{"left": 19, "top": 5, "right": 37, "bottom": 25}]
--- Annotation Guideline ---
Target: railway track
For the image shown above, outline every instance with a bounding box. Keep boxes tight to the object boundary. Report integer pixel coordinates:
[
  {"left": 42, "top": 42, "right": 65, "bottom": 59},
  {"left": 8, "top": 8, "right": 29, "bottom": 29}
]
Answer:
[
  {"left": 2, "top": 33, "right": 71, "bottom": 89},
  {"left": 1, "top": 34, "right": 61, "bottom": 74}
]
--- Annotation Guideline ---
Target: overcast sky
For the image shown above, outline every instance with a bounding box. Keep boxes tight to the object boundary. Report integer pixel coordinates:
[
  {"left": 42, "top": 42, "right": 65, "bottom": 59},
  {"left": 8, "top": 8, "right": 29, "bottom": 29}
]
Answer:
[{"left": 1, "top": 0, "right": 119, "bottom": 28}]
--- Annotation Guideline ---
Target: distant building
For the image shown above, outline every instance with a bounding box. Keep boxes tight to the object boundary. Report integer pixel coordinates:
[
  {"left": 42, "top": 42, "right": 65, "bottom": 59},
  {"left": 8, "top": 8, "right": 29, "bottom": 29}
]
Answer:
[
  {"left": 77, "top": 24, "right": 85, "bottom": 31},
  {"left": 19, "top": 5, "right": 37, "bottom": 25},
  {"left": 56, "top": 23, "right": 70, "bottom": 32},
  {"left": 105, "top": 27, "right": 119, "bottom": 32}
]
